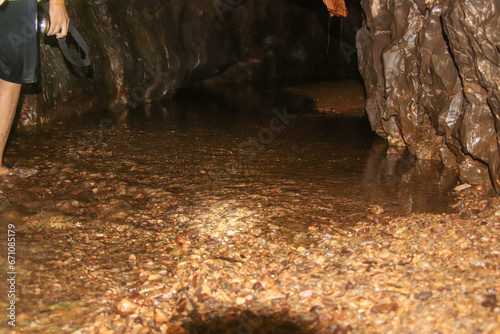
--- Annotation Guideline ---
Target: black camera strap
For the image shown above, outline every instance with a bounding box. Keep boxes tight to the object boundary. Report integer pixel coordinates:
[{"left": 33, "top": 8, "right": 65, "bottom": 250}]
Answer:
[
  {"left": 57, "top": 20, "right": 91, "bottom": 67},
  {"left": 57, "top": 21, "right": 90, "bottom": 66},
  {"left": 38, "top": 4, "right": 91, "bottom": 68}
]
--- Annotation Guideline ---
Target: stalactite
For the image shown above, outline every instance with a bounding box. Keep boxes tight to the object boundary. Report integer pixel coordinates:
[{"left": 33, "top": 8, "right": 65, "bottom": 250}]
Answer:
[{"left": 323, "top": 0, "right": 348, "bottom": 17}]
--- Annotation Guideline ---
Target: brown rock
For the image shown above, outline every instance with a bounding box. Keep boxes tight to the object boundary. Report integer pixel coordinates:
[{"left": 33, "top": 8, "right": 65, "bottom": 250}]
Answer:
[
  {"left": 116, "top": 298, "right": 138, "bottom": 316},
  {"left": 249, "top": 228, "right": 262, "bottom": 236},
  {"left": 176, "top": 231, "right": 193, "bottom": 244},
  {"left": 371, "top": 302, "right": 399, "bottom": 314}
]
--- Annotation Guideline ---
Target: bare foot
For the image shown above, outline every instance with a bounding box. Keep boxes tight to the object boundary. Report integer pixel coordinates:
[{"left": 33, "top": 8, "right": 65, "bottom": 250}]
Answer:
[{"left": 0, "top": 166, "right": 11, "bottom": 176}]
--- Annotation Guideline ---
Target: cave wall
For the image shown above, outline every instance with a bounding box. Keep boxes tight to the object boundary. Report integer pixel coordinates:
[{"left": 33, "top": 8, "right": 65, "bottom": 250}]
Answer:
[
  {"left": 20, "top": 0, "right": 329, "bottom": 125},
  {"left": 357, "top": 0, "right": 500, "bottom": 190}
]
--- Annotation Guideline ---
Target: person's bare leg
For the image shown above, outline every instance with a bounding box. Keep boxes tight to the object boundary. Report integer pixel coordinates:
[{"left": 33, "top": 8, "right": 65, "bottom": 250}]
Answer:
[{"left": 0, "top": 78, "right": 21, "bottom": 175}]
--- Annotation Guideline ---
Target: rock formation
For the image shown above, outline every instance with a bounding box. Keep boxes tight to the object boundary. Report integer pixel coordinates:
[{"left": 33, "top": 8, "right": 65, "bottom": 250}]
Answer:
[{"left": 357, "top": 0, "right": 500, "bottom": 191}]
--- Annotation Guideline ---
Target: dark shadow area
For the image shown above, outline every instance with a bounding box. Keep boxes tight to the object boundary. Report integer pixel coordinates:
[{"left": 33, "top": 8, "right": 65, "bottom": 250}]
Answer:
[
  {"left": 319, "top": 0, "right": 363, "bottom": 80},
  {"left": 179, "top": 309, "right": 351, "bottom": 334},
  {"left": 125, "top": 84, "right": 317, "bottom": 130}
]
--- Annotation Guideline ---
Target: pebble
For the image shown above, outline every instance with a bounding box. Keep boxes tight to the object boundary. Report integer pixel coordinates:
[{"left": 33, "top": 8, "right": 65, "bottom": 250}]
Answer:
[
  {"left": 262, "top": 288, "right": 285, "bottom": 301},
  {"left": 379, "top": 248, "right": 392, "bottom": 259},
  {"left": 249, "top": 228, "right": 262, "bottom": 236},
  {"left": 395, "top": 226, "right": 408, "bottom": 235},
  {"left": 417, "top": 260, "right": 431, "bottom": 268},
  {"left": 454, "top": 184, "right": 472, "bottom": 192},
  {"left": 469, "top": 258, "right": 486, "bottom": 267},
  {"left": 370, "top": 205, "right": 385, "bottom": 215},
  {"left": 371, "top": 273, "right": 388, "bottom": 284},
  {"left": 439, "top": 248, "right": 453, "bottom": 258},
  {"left": 116, "top": 298, "right": 137, "bottom": 315},
  {"left": 300, "top": 290, "right": 313, "bottom": 298},
  {"left": 296, "top": 246, "right": 307, "bottom": 254},
  {"left": 351, "top": 236, "right": 375, "bottom": 246},
  {"left": 373, "top": 217, "right": 390, "bottom": 225},
  {"left": 176, "top": 231, "right": 193, "bottom": 244},
  {"left": 197, "top": 293, "right": 210, "bottom": 303},
  {"left": 314, "top": 255, "right": 326, "bottom": 265},
  {"left": 147, "top": 274, "right": 159, "bottom": 281},
  {"left": 414, "top": 291, "right": 433, "bottom": 300},
  {"left": 371, "top": 302, "right": 398, "bottom": 314},
  {"left": 16, "top": 312, "right": 30, "bottom": 323},
  {"left": 256, "top": 237, "right": 266, "bottom": 245}
]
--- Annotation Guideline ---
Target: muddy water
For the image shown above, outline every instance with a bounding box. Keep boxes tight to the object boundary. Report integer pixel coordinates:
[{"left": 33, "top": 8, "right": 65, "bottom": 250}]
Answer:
[{"left": 3, "top": 84, "right": 456, "bottom": 229}]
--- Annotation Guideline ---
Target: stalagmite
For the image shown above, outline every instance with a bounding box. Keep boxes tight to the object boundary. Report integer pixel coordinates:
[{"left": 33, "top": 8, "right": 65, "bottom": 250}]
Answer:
[{"left": 357, "top": 0, "right": 500, "bottom": 191}]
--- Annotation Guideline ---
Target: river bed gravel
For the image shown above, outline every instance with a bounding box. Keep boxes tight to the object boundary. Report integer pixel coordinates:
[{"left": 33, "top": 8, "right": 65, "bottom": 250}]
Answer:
[{"left": 0, "top": 83, "right": 498, "bottom": 333}]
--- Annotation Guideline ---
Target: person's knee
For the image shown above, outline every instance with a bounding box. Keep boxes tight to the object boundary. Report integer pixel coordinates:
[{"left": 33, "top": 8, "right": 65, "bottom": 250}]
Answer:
[{"left": 0, "top": 78, "right": 21, "bottom": 95}]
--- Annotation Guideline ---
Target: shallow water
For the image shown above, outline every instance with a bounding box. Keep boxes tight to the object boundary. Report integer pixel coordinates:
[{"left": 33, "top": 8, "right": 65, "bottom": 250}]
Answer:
[
  {"left": 0, "top": 82, "right": 467, "bottom": 333},
  {"left": 2, "top": 83, "right": 458, "bottom": 228}
]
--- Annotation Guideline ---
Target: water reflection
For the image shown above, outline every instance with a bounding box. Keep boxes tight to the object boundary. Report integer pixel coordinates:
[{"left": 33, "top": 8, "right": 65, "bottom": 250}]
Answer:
[
  {"left": 363, "top": 143, "right": 459, "bottom": 216},
  {"left": 120, "top": 84, "right": 458, "bottom": 222}
]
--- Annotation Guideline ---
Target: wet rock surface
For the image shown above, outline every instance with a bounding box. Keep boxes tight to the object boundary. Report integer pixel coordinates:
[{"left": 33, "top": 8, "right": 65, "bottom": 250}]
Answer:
[
  {"left": 357, "top": 0, "right": 500, "bottom": 192},
  {"left": 1, "top": 84, "right": 497, "bottom": 333},
  {"left": 21, "top": 0, "right": 331, "bottom": 125}
]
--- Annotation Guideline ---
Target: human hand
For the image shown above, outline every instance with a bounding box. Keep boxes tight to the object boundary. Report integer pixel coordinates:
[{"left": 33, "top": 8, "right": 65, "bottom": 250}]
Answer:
[
  {"left": 0, "top": 0, "right": 6, "bottom": 6},
  {"left": 48, "top": 2, "right": 70, "bottom": 39}
]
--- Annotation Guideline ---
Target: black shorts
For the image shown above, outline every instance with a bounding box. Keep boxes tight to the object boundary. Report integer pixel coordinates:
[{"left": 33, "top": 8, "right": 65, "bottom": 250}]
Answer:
[{"left": 0, "top": 0, "right": 38, "bottom": 84}]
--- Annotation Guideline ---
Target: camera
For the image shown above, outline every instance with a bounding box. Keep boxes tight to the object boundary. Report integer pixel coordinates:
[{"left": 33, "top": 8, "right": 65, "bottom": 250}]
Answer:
[{"left": 38, "top": 14, "right": 49, "bottom": 34}]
